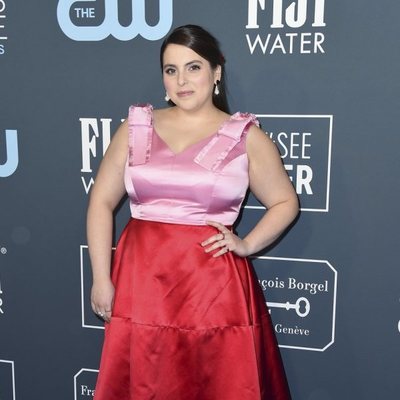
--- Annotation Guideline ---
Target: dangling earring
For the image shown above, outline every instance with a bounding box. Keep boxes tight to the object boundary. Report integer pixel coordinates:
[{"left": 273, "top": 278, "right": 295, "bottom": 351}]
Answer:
[
  {"left": 165, "top": 93, "right": 170, "bottom": 102},
  {"left": 214, "top": 80, "right": 220, "bottom": 96}
]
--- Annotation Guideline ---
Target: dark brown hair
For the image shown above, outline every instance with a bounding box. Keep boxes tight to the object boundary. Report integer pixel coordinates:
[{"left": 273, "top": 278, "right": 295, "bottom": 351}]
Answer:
[{"left": 160, "top": 25, "right": 229, "bottom": 113}]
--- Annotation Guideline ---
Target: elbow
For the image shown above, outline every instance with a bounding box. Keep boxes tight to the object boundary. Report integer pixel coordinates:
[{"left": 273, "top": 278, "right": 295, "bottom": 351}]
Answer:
[
  {"left": 292, "top": 192, "right": 300, "bottom": 213},
  {"left": 287, "top": 193, "right": 300, "bottom": 223},
  {"left": 87, "top": 186, "right": 115, "bottom": 215},
  {"left": 87, "top": 187, "right": 101, "bottom": 213}
]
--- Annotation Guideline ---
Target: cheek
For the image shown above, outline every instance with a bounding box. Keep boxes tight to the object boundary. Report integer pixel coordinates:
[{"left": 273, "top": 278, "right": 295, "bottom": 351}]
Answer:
[
  {"left": 163, "top": 75, "right": 173, "bottom": 91},
  {"left": 196, "top": 73, "right": 214, "bottom": 89}
]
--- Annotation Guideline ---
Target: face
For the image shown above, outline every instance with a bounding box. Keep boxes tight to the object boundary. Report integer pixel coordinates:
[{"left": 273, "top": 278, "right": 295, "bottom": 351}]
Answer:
[{"left": 162, "top": 44, "right": 221, "bottom": 111}]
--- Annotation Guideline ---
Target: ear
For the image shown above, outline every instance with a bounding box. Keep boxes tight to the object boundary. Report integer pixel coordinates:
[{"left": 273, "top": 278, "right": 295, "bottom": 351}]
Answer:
[{"left": 214, "top": 65, "right": 222, "bottom": 82}]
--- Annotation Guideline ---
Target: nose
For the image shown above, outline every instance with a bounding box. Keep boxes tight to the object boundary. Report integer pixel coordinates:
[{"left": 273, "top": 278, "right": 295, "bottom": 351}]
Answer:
[{"left": 177, "top": 71, "right": 187, "bottom": 86}]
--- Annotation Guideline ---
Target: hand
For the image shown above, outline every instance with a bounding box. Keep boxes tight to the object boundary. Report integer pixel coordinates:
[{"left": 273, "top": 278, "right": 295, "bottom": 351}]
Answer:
[
  {"left": 91, "top": 278, "right": 115, "bottom": 323},
  {"left": 201, "top": 221, "right": 251, "bottom": 258}
]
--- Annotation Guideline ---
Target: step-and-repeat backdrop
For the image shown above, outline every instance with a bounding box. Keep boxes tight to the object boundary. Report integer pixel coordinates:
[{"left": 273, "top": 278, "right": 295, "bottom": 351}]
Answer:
[{"left": 1, "top": 1, "right": 399, "bottom": 399}]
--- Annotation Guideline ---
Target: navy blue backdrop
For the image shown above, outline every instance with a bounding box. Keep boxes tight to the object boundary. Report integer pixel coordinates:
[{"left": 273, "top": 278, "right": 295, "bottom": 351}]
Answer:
[{"left": 1, "top": 1, "right": 399, "bottom": 399}]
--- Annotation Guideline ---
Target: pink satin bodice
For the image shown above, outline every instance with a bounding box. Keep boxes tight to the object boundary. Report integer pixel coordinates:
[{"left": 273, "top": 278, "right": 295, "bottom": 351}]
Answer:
[{"left": 124, "top": 104, "right": 259, "bottom": 226}]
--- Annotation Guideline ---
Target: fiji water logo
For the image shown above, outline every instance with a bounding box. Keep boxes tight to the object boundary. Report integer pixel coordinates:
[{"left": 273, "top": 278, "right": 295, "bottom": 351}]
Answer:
[
  {"left": 245, "top": 0, "right": 327, "bottom": 55},
  {"left": 0, "top": 129, "right": 18, "bottom": 178},
  {"left": 57, "top": 0, "right": 173, "bottom": 41},
  {"left": 80, "top": 117, "right": 123, "bottom": 193}
]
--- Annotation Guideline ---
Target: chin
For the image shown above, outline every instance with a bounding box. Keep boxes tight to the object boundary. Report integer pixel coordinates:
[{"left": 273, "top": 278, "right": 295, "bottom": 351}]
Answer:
[{"left": 174, "top": 98, "right": 211, "bottom": 112}]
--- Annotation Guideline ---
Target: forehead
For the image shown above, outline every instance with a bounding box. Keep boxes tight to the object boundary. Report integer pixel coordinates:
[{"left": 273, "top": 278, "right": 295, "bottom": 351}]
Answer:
[{"left": 162, "top": 44, "right": 209, "bottom": 66}]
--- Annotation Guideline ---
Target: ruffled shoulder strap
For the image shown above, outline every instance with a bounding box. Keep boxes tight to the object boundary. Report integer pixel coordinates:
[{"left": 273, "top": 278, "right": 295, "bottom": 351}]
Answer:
[
  {"left": 194, "top": 112, "right": 259, "bottom": 171},
  {"left": 128, "top": 104, "right": 153, "bottom": 166}
]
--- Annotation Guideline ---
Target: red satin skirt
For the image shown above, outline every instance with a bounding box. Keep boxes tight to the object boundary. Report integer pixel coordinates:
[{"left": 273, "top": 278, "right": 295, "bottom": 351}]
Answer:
[{"left": 94, "top": 218, "right": 291, "bottom": 400}]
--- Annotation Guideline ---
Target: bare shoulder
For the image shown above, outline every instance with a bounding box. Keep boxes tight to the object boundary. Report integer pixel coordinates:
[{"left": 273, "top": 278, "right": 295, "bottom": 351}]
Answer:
[
  {"left": 246, "top": 124, "right": 278, "bottom": 159},
  {"left": 101, "top": 117, "right": 129, "bottom": 163},
  {"left": 112, "top": 118, "right": 129, "bottom": 143}
]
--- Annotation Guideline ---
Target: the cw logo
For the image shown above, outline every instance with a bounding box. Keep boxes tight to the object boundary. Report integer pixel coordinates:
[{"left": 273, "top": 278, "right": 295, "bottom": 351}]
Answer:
[
  {"left": 0, "top": 129, "right": 19, "bottom": 178},
  {"left": 57, "top": 0, "right": 173, "bottom": 41}
]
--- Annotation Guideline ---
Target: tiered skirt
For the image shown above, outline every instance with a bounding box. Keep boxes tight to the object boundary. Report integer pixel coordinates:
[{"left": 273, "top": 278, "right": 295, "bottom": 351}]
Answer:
[{"left": 94, "top": 218, "right": 291, "bottom": 400}]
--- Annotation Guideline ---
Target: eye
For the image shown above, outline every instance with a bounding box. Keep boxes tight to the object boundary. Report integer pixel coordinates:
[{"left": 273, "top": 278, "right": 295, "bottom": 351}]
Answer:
[
  {"left": 164, "top": 67, "right": 176, "bottom": 75},
  {"left": 188, "top": 64, "right": 201, "bottom": 71}
]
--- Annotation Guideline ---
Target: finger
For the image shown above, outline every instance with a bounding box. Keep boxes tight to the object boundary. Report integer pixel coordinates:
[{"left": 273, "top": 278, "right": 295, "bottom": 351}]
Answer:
[
  {"left": 206, "top": 220, "right": 224, "bottom": 228},
  {"left": 206, "top": 221, "right": 232, "bottom": 240},
  {"left": 212, "top": 246, "right": 230, "bottom": 258},
  {"left": 206, "top": 220, "right": 229, "bottom": 233},
  {"left": 201, "top": 233, "right": 224, "bottom": 246},
  {"left": 92, "top": 305, "right": 102, "bottom": 317},
  {"left": 96, "top": 310, "right": 109, "bottom": 320},
  {"left": 92, "top": 298, "right": 102, "bottom": 312},
  {"left": 93, "top": 304, "right": 111, "bottom": 318},
  {"left": 103, "top": 310, "right": 112, "bottom": 323},
  {"left": 204, "top": 239, "right": 227, "bottom": 253}
]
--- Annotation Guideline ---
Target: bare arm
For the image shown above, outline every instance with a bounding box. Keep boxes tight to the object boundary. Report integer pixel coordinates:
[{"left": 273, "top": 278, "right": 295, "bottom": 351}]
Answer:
[
  {"left": 242, "top": 124, "right": 299, "bottom": 253},
  {"left": 86, "top": 119, "right": 128, "bottom": 321},
  {"left": 203, "top": 125, "right": 299, "bottom": 256}
]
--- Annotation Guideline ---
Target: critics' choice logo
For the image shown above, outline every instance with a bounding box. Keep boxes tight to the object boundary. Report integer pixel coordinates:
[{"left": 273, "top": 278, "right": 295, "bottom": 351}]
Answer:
[
  {"left": 0, "top": 129, "right": 19, "bottom": 178},
  {"left": 80, "top": 245, "right": 115, "bottom": 329},
  {"left": 253, "top": 256, "right": 337, "bottom": 351},
  {"left": 57, "top": 0, "right": 173, "bottom": 41},
  {"left": 246, "top": 114, "right": 333, "bottom": 212},
  {"left": 0, "top": 360, "right": 16, "bottom": 400},
  {"left": 246, "top": 0, "right": 327, "bottom": 55},
  {"left": 0, "top": 0, "right": 7, "bottom": 55},
  {"left": 74, "top": 369, "right": 98, "bottom": 399}
]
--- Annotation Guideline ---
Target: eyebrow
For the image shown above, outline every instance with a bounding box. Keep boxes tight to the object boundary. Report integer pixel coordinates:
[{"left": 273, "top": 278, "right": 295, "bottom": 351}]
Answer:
[{"left": 163, "top": 60, "right": 203, "bottom": 69}]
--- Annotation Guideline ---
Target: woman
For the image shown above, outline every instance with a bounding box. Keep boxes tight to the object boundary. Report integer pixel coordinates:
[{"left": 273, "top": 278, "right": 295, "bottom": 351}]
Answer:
[{"left": 88, "top": 25, "right": 298, "bottom": 400}]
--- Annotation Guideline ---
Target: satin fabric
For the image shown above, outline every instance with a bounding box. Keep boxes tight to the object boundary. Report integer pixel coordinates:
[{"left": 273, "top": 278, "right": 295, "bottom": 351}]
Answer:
[
  {"left": 124, "top": 104, "right": 258, "bottom": 226},
  {"left": 94, "top": 219, "right": 291, "bottom": 400}
]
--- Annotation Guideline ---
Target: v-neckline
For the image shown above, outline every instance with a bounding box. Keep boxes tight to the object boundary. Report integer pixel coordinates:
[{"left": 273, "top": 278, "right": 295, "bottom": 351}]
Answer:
[
  {"left": 152, "top": 127, "right": 218, "bottom": 156},
  {"left": 152, "top": 111, "right": 239, "bottom": 156}
]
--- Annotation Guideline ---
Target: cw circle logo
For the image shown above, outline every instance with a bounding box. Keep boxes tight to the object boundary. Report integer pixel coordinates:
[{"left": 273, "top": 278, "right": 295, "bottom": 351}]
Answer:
[
  {"left": 0, "top": 129, "right": 18, "bottom": 178},
  {"left": 57, "top": 0, "right": 173, "bottom": 41}
]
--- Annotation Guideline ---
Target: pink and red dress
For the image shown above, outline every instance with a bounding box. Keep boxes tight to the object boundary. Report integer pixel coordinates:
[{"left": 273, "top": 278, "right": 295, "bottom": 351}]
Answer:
[{"left": 93, "top": 104, "right": 291, "bottom": 400}]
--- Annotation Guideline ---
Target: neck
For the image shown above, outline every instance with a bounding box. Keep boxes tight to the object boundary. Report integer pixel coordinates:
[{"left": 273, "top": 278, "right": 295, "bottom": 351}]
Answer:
[{"left": 172, "top": 103, "right": 223, "bottom": 121}]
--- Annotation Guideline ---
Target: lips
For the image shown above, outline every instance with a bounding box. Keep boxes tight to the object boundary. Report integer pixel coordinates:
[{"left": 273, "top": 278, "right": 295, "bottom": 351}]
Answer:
[{"left": 176, "top": 91, "right": 194, "bottom": 97}]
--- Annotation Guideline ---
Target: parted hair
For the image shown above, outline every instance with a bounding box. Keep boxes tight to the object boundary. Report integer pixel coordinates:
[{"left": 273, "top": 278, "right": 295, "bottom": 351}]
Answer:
[{"left": 160, "top": 24, "right": 230, "bottom": 113}]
